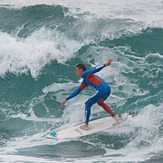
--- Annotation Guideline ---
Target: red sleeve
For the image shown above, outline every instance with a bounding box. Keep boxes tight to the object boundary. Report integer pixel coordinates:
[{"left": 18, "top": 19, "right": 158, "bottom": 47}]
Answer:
[{"left": 80, "top": 83, "right": 89, "bottom": 91}]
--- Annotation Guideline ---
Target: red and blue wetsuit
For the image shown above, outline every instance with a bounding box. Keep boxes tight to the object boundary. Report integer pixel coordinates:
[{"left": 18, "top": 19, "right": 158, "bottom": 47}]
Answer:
[{"left": 66, "top": 64, "right": 115, "bottom": 124}]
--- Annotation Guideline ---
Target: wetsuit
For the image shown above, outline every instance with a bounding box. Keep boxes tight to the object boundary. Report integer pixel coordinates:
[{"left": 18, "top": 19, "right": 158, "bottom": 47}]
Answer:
[{"left": 66, "top": 64, "right": 115, "bottom": 124}]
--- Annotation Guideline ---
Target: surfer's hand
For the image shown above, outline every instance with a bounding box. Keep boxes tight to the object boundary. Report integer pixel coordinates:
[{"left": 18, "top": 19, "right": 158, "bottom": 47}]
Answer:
[
  {"left": 61, "top": 99, "right": 66, "bottom": 107},
  {"left": 105, "top": 59, "right": 113, "bottom": 66}
]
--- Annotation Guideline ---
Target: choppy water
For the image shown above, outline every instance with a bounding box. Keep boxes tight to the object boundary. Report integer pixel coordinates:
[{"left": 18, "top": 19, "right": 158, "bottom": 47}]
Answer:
[{"left": 0, "top": 0, "right": 163, "bottom": 162}]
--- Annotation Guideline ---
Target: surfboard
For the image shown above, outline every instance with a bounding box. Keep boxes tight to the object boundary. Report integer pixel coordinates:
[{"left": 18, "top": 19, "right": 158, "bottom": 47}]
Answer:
[{"left": 46, "top": 113, "right": 131, "bottom": 139}]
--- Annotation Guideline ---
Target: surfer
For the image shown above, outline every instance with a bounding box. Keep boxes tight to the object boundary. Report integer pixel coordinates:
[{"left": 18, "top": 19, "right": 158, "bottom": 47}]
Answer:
[{"left": 61, "top": 59, "right": 119, "bottom": 130}]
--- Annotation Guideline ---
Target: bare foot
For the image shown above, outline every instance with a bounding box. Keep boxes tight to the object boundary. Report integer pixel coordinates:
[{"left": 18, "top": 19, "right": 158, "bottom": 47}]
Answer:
[
  {"left": 80, "top": 124, "right": 89, "bottom": 130},
  {"left": 113, "top": 114, "right": 119, "bottom": 119}
]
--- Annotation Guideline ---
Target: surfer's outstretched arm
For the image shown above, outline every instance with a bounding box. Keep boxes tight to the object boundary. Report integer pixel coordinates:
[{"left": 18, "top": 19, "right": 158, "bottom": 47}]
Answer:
[
  {"left": 61, "top": 87, "right": 80, "bottom": 107},
  {"left": 82, "top": 59, "right": 113, "bottom": 77},
  {"left": 61, "top": 81, "right": 88, "bottom": 107}
]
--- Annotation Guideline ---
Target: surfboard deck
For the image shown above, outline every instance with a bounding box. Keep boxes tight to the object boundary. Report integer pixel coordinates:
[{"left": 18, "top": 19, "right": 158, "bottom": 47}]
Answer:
[{"left": 46, "top": 113, "right": 131, "bottom": 139}]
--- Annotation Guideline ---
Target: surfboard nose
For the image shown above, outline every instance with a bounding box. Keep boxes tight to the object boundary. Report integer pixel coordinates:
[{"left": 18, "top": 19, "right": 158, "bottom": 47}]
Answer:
[{"left": 50, "top": 133, "right": 57, "bottom": 137}]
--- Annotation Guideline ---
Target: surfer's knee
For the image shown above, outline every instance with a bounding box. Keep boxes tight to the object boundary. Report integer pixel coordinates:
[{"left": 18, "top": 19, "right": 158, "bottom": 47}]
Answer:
[
  {"left": 97, "top": 101, "right": 103, "bottom": 106},
  {"left": 97, "top": 98, "right": 105, "bottom": 106},
  {"left": 85, "top": 100, "right": 92, "bottom": 108}
]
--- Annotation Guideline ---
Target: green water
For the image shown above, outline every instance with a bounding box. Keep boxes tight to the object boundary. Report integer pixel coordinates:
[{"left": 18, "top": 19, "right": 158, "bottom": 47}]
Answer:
[{"left": 0, "top": 1, "right": 163, "bottom": 163}]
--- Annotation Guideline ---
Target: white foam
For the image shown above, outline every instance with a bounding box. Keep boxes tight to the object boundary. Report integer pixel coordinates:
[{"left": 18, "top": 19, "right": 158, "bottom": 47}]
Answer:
[
  {"left": 0, "top": 154, "right": 53, "bottom": 163},
  {"left": 0, "top": 28, "right": 82, "bottom": 78},
  {"left": 42, "top": 82, "right": 79, "bottom": 94},
  {"left": 145, "top": 53, "right": 163, "bottom": 60},
  {"left": 101, "top": 103, "right": 163, "bottom": 162}
]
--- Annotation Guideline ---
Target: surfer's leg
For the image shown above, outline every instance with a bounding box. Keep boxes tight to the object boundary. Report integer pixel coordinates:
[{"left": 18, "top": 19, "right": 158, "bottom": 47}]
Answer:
[
  {"left": 80, "top": 103, "right": 90, "bottom": 130},
  {"left": 97, "top": 98, "right": 115, "bottom": 117},
  {"left": 80, "top": 102, "right": 92, "bottom": 130},
  {"left": 97, "top": 86, "right": 119, "bottom": 119},
  {"left": 81, "top": 90, "right": 101, "bottom": 129}
]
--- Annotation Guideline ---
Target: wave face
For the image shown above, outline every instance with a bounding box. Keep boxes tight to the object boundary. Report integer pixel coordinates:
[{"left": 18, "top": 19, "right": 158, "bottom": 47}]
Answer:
[{"left": 0, "top": 1, "right": 163, "bottom": 162}]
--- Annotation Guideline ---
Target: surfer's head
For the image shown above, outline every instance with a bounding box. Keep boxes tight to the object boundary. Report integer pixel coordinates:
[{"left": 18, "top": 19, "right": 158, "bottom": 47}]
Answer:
[{"left": 76, "top": 64, "right": 86, "bottom": 77}]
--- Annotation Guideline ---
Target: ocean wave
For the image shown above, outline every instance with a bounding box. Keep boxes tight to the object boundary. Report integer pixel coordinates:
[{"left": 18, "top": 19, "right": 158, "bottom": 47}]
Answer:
[
  {"left": 0, "top": 2, "right": 162, "bottom": 162},
  {"left": 0, "top": 28, "right": 82, "bottom": 78},
  {"left": 1, "top": 0, "right": 163, "bottom": 28},
  {"left": 0, "top": 2, "right": 162, "bottom": 79}
]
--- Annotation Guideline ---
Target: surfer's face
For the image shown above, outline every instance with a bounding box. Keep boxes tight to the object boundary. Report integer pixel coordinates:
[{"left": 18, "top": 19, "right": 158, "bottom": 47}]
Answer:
[{"left": 76, "top": 67, "right": 83, "bottom": 77}]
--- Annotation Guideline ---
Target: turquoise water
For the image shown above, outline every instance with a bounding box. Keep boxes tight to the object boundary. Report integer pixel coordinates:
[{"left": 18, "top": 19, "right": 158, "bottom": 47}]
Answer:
[{"left": 0, "top": 0, "right": 163, "bottom": 162}]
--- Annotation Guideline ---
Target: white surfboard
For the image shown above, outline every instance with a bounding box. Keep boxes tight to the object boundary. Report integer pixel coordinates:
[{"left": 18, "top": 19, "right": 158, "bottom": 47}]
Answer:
[{"left": 46, "top": 113, "right": 131, "bottom": 139}]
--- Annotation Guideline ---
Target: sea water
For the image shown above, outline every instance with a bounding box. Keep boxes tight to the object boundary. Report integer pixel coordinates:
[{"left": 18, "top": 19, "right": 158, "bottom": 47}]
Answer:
[{"left": 0, "top": 0, "right": 163, "bottom": 162}]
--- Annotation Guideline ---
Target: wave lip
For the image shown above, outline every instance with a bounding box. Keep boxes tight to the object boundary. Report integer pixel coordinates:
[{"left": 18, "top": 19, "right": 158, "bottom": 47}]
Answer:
[{"left": 0, "top": 28, "right": 82, "bottom": 78}]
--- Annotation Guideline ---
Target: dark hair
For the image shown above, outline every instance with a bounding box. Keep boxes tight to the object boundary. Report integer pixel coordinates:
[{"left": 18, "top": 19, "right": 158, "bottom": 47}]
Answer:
[{"left": 76, "top": 64, "right": 86, "bottom": 71}]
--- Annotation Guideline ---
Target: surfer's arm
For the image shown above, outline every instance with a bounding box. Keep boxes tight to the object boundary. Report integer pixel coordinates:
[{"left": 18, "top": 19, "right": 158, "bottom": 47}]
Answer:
[
  {"left": 61, "top": 81, "right": 88, "bottom": 107},
  {"left": 82, "top": 59, "right": 113, "bottom": 77},
  {"left": 66, "top": 82, "right": 88, "bottom": 101},
  {"left": 66, "top": 87, "right": 81, "bottom": 101},
  {"left": 82, "top": 64, "right": 105, "bottom": 77}
]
